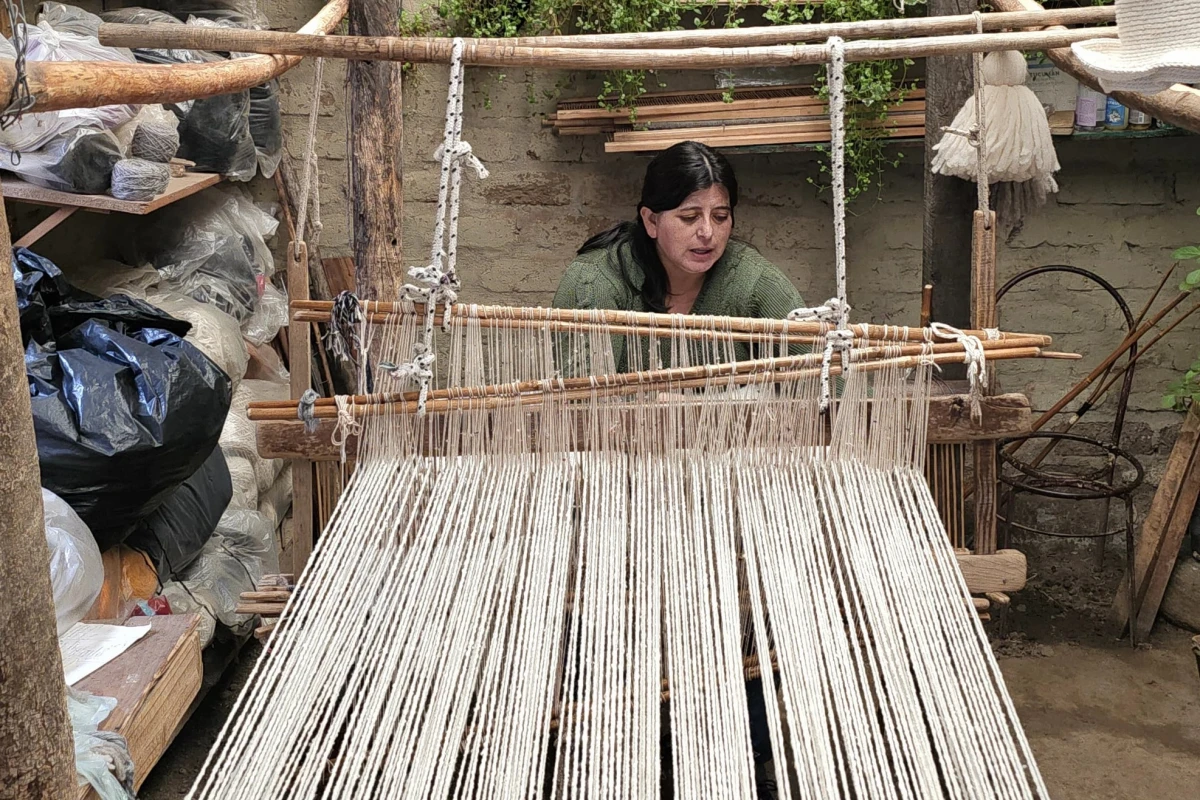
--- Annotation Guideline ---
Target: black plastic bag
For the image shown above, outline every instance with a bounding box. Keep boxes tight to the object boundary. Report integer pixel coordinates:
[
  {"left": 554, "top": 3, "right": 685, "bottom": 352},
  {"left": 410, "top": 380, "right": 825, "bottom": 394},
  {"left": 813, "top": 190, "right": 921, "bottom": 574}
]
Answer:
[
  {"left": 126, "top": 446, "right": 232, "bottom": 580},
  {"left": 17, "top": 248, "right": 233, "bottom": 549},
  {"left": 249, "top": 80, "right": 282, "bottom": 178}
]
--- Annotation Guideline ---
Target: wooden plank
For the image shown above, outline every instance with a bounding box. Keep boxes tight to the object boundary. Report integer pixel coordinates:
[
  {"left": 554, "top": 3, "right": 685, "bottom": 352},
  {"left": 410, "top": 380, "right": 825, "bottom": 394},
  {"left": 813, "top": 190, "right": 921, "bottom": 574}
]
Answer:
[
  {"left": 611, "top": 112, "right": 926, "bottom": 142},
  {"left": 288, "top": 242, "right": 315, "bottom": 575},
  {"left": 74, "top": 615, "right": 202, "bottom": 798},
  {"left": 322, "top": 256, "right": 358, "bottom": 297},
  {"left": 13, "top": 206, "right": 78, "bottom": 248},
  {"left": 604, "top": 125, "right": 925, "bottom": 153},
  {"left": 1, "top": 172, "right": 220, "bottom": 215},
  {"left": 956, "top": 549, "right": 1027, "bottom": 594},
  {"left": 255, "top": 393, "right": 1030, "bottom": 461},
  {"left": 1113, "top": 404, "right": 1200, "bottom": 639}
]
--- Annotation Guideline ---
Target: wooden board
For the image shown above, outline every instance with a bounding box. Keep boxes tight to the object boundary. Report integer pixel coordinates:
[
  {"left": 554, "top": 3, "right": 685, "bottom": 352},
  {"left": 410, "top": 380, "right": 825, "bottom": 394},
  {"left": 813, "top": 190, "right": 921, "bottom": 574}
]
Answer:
[
  {"left": 955, "top": 549, "right": 1027, "bottom": 594},
  {"left": 255, "top": 392, "right": 1031, "bottom": 462},
  {"left": 74, "top": 615, "right": 202, "bottom": 798},
  {"left": 1, "top": 172, "right": 220, "bottom": 215},
  {"left": 322, "top": 256, "right": 357, "bottom": 297},
  {"left": 605, "top": 125, "right": 926, "bottom": 153},
  {"left": 1113, "top": 404, "right": 1200, "bottom": 640}
]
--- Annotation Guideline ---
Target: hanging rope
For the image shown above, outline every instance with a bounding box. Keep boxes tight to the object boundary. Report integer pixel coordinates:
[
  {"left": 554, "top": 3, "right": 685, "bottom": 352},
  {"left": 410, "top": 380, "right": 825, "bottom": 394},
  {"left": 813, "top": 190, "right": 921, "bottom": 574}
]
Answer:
[
  {"left": 294, "top": 57, "right": 326, "bottom": 257},
  {"left": 940, "top": 12, "right": 991, "bottom": 224},
  {"left": 389, "top": 37, "right": 489, "bottom": 414},
  {"left": 930, "top": 322, "right": 988, "bottom": 422}
]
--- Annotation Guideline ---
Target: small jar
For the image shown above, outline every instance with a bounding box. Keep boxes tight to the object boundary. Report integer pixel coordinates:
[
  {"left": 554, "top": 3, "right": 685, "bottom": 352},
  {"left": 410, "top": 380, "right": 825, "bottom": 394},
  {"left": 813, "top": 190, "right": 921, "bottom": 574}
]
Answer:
[
  {"left": 1129, "top": 108, "right": 1152, "bottom": 130},
  {"left": 1074, "top": 85, "right": 1103, "bottom": 131},
  {"left": 1104, "top": 96, "right": 1129, "bottom": 131}
]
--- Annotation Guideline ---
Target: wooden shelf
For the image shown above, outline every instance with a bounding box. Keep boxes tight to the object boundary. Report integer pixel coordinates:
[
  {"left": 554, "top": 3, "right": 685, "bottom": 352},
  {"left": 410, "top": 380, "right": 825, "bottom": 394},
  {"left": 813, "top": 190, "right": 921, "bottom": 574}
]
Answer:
[
  {"left": 73, "top": 615, "right": 203, "bottom": 800},
  {"left": 2, "top": 170, "right": 220, "bottom": 215},
  {"left": 1055, "top": 126, "right": 1193, "bottom": 141}
]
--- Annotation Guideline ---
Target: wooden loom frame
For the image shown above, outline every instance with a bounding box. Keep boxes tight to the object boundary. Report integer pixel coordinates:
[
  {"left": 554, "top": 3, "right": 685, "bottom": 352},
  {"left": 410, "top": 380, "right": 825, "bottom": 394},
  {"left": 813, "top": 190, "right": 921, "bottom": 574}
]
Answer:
[{"left": 41, "top": 0, "right": 1198, "bottom": 593}]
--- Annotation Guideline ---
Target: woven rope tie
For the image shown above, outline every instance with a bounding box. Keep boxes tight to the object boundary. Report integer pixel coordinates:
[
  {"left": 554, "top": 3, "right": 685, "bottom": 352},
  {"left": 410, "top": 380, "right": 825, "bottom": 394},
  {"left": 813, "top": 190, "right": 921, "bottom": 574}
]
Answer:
[
  {"left": 820, "top": 329, "right": 855, "bottom": 412},
  {"left": 930, "top": 322, "right": 989, "bottom": 422},
  {"left": 331, "top": 395, "right": 363, "bottom": 461},
  {"left": 297, "top": 388, "right": 320, "bottom": 434},
  {"left": 788, "top": 298, "right": 851, "bottom": 324}
]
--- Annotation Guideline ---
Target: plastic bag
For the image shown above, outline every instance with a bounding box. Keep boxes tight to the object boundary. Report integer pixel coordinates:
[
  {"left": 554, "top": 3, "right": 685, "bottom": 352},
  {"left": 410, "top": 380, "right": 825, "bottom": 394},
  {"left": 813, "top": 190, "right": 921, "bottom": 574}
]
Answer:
[
  {"left": 18, "top": 248, "right": 233, "bottom": 548},
  {"left": 244, "top": 340, "right": 288, "bottom": 383},
  {"left": 221, "top": 378, "right": 288, "bottom": 501},
  {"left": 144, "top": 288, "right": 249, "bottom": 388},
  {"left": 257, "top": 463, "right": 292, "bottom": 531},
  {"left": 150, "top": 0, "right": 268, "bottom": 30},
  {"left": 126, "top": 446, "right": 232, "bottom": 581},
  {"left": 4, "top": 125, "right": 126, "bottom": 194},
  {"left": 99, "top": 7, "right": 203, "bottom": 71},
  {"left": 241, "top": 281, "right": 288, "bottom": 346},
  {"left": 68, "top": 688, "right": 135, "bottom": 800},
  {"left": 37, "top": 2, "right": 103, "bottom": 37},
  {"left": 44, "top": 488, "right": 103, "bottom": 635},
  {"left": 0, "top": 21, "right": 139, "bottom": 156},
  {"left": 86, "top": 545, "right": 160, "bottom": 620},
  {"left": 110, "top": 158, "right": 170, "bottom": 200},
  {"left": 123, "top": 188, "right": 278, "bottom": 322}
]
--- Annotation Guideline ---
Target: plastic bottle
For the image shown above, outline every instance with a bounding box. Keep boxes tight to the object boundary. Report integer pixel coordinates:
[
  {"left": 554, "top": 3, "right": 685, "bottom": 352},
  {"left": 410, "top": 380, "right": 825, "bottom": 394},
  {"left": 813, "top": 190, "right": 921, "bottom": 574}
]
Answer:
[
  {"left": 1074, "top": 85, "right": 1103, "bottom": 131},
  {"left": 1129, "top": 108, "right": 1151, "bottom": 130},
  {"left": 1104, "top": 96, "right": 1129, "bottom": 131}
]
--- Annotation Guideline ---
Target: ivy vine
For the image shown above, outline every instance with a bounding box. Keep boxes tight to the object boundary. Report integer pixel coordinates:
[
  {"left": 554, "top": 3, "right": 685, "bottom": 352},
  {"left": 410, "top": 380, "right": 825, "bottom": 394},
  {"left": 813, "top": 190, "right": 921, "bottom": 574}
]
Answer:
[
  {"left": 1163, "top": 206, "right": 1200, "bottom": 411},
  {"left": 419, "top": 0, "right": 925, "bottom": 202}
]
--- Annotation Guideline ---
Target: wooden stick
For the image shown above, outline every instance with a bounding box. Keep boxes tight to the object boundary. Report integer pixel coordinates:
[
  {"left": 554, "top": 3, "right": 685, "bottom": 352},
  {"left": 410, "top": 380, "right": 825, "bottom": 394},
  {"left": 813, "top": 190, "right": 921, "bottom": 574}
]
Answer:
[
  {"left": 13, "top": 206, "right": 77, "bottom": 249},
  {"left": 920, "top": 284, "right": 934, "bottom": 329},
  {"left": 509, "top": 6, "right": 1115, "bottom": 49},
  {"left": 5, "top": 0, "right": 348, "bottom": 113},
  {"left": 972, "top": 210, "right": 999, "bottom": 556},
  {"left": 250, "top": 347, "right": 1046, "bottom": 420},
  {"left": 605, "top": 125, "right": 925, "bottom": 153},
  {"left": 95, "top": 24, "right": 1118, "bottom": 71},
  {"left": 290, "top": 299, "right": 1053, "bottom": 345}
]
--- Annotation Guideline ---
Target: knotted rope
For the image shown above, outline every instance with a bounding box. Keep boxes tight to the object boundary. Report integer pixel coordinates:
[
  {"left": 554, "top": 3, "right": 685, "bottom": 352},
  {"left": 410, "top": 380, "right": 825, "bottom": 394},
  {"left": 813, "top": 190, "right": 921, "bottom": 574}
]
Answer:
[
  {"left": 389, "top": 37, "right": 489, "bottom": 414},
  {"left": 788, "top": 36, "right": 854, "bottom": 412},
  {"left": 930, "top": 322, "right": 988, "bottom": 422},
  {"left": 939, "top": 12, "right": 991, "bottom": 224},
  {"left": 297, "top": 388, "right": 320, "bottom": 434}
]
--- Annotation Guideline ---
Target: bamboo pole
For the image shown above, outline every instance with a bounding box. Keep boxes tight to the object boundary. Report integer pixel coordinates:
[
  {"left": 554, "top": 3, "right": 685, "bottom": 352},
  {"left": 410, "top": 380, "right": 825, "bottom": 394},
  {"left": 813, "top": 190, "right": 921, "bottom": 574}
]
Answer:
[
  {"left": 510, "top": 6, "right": 1115, "bottom": 49},
  {"left": 249, "top": 345, "right": 1053, "bottom": 420},
  {"left": 94, "top": 24, "right": 1117, "bottom": 71},
  {"left": 0, "top": 0, "right": 347, "bottom": 113},
  {"left": 290, "top": 299, "right": 1054, "bottom": 345}
]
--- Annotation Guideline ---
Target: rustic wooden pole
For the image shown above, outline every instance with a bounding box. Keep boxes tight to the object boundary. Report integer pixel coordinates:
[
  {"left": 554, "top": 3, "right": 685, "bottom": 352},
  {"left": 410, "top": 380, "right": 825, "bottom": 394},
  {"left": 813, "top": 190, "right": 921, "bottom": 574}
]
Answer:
[
  {"left": 923, "top": 0, "right": 977, "bottom": 341},
  {"left": 972, "top": 210, "right": 1000, "bottom": 555},
  {"left": 288, "top": 241, "right": 314, "bottom": 574},
  {"left": 0, "top": 187, "right": 76, "bottom": 799},
  {"left": 348, "top": 0, "right": 404, "bottom": 301}
]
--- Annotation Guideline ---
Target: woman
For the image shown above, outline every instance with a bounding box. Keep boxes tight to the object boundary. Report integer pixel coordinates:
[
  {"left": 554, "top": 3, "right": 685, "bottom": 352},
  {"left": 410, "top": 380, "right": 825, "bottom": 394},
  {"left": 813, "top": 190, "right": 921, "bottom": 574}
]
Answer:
[
  {"left": 552, "top": 140, "right": 805, "bottom": 374},
  {"left": 553, "top": 141, "right": 789, "bottom": 798}
]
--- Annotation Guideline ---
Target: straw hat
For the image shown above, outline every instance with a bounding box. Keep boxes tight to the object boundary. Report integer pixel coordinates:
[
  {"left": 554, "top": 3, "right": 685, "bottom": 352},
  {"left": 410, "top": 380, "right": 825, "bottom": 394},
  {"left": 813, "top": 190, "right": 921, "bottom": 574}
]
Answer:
[{"left": 1071, "top": 0, "right": 1200, "bottom": 94}]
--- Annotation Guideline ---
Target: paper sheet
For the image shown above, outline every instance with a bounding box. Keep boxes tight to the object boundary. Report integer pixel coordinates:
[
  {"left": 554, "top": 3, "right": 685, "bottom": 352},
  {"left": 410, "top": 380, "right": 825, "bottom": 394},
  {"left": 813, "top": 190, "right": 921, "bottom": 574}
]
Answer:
[{"left": 59, "top": 623, "right": 151, "bottom": 686}]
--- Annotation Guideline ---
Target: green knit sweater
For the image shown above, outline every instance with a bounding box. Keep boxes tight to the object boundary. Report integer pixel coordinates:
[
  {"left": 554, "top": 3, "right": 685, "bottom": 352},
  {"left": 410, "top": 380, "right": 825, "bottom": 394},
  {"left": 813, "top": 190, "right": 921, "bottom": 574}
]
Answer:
[{"left": 552, "top": 239, "right": 805, "bottom": 372}]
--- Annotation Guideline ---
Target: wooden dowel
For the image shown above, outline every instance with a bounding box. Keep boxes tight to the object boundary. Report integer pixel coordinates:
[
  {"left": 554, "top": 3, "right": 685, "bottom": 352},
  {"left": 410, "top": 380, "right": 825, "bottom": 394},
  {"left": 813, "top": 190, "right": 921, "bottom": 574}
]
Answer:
[
  {"left": 249, "top": 347, "right": 1045, "bottom": 420},
  {"left": 95, "top": 24, "right": 1118, "bottom": 71},
  {"left": 249, "top": 336, "right": 1056, "bottom": 412},
  {"left": 920, "top": 284, "right": 933, "bottom": 328},
  {"left": 290, "top": 299, "right": 1053, "bottom": 345}
]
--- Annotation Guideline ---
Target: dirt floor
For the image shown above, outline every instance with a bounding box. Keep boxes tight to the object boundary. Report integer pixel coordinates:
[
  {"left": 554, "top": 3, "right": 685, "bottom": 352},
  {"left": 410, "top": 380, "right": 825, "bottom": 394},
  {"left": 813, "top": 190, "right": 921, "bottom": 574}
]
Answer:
[{"left": 138, "top": 562, "right": 1200, "bottom": 799}]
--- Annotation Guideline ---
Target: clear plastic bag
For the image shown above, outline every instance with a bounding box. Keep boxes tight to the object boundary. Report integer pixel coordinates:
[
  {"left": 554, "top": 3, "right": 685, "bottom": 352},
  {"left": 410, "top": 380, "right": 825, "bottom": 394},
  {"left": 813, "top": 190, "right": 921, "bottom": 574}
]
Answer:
[
  {"left": 144, "top": 288, "right": 249, "bottom": 388},
  {"left": 68, "top": 688, "right": 135, "bottom": 800},
  {"left": 0, "top": 21, "right": 139, "bottom": 155},
  {"left": 4, "top": 125, "right": 125, "bottom": 194},
  {"left": 44, "top": 488, "right": 103, "bottom": 636},
  {"left": 245, "top": 340, "right": 289, "bottom": 383},
  {"left": 241, "top": 281, "right": 288, "bottom": 346},
  {"left": 257, "top": 463, "right": 292, "bottom": 532},
  {"left": 37, "top": 2, "right": 103, "bottom": 37},
  {"left": 221, "top": 379, "right": 288, "bottom": 500},
  {"left": 123, "top": 188, "right": 279, "bottom": 322}
]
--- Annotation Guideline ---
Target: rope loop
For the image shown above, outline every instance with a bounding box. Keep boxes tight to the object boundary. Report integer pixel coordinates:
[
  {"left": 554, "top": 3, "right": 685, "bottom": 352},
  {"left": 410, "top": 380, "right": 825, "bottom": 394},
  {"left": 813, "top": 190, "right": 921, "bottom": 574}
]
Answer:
[
  {"left": 297, "top": 389, "right": 320, "bottom": 434},
  {"left": 929, "top": 321, "right": 989, "bottom": 421},
  {"left": 788, "top": 297, "right": 851, "bottom": 324}
]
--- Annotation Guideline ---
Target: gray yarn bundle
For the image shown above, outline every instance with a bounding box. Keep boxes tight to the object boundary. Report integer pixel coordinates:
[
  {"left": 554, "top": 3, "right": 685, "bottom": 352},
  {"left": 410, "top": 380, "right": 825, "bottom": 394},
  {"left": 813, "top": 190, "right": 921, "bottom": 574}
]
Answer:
[
  {"left": 111, "top": 159, "right": 171, "bottom": 201},
  {"left": 131, "top": 118, "right": 181, "bottom": 163}
]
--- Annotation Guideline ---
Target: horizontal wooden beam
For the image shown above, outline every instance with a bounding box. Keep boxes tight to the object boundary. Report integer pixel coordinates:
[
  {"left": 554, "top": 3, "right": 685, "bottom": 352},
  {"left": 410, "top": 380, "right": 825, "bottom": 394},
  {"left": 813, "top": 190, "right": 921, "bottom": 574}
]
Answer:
[
  {"left": 956, "top": 549, "right": 1027, "bottom": 594},
  {"left": 255, "top": 392, "right": 1031, "bottom": 461}
]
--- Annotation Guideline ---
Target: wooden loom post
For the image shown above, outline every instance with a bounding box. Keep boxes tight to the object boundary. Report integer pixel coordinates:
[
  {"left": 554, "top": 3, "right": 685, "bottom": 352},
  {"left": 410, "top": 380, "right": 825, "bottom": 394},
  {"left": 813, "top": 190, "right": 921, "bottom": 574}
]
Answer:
[
  {"left": 289, "top": 241, "right": 314, "bottom": 574},
  {"left": 349, "top": 0, "right": 405, "bottom": 301},
  {"left": 972, "top": 210, "right": 999, "bottom": 554},
  {"left": 923, "top": 0, "right": 977, "bottom": 341}
]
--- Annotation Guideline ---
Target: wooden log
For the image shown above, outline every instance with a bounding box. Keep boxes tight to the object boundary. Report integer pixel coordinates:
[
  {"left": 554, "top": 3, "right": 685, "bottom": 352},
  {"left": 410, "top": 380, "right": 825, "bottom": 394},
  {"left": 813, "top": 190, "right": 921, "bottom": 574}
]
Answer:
[
  {"left": 93, "top": 25, "right": 1117, "bottom": 72},
  {"left": 990, "top": 0, "right": 1200, "bottom": 134},
  {"left": 956, "top": 549, "right": 1027, "bottom": 593},
  {"left": 253, "top": 392, "right": 1032, "bottom": 461},
  {"left": 6, "top": 0, "right": 347, "bottom": 113},
  {"left": 349, "top": 0, "right": 404, "bottom": 301},
  {"left": 236, "top": 602, "right": 288, "bottom": 616},
  {"left": 1113, "top": 404, "right": 1200, "bottom": 640}
]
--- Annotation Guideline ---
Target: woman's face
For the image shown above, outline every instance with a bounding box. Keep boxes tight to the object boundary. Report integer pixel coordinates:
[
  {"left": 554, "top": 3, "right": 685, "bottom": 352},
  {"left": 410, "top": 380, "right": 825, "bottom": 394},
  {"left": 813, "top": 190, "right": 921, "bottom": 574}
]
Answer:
[{"left": 640, "top": 184, "right": 733, "bottom": 279}]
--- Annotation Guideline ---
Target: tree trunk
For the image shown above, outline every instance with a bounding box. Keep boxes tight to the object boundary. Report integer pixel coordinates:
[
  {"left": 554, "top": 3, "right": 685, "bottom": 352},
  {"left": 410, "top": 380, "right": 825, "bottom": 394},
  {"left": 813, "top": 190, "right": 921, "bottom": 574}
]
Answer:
[
  {"left": 348, "top": 0, "right": 404, "bottom": 300},
  {"left": 0, "top": 190, "right": 76, "bottom": 798},
  {"left": 922, "top": 0, "right": 977, "bottom": 339}
]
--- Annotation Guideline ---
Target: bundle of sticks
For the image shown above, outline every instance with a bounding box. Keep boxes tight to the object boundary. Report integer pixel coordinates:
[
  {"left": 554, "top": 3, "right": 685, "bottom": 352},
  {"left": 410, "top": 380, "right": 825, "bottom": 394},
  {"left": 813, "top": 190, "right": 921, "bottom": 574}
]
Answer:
[
  {"left": 545, "top": 83, "right": 927, "bottom": 152},
  {"left": 237, "top": 573, "right": 294, "bottom": 640}
]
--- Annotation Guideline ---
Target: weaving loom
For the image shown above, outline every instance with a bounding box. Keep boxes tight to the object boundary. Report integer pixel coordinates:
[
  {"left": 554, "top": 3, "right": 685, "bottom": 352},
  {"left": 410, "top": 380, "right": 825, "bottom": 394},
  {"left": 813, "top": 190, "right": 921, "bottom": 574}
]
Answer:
[{"left": 187, "top": 21, "right": 1066, "bottom": 800}]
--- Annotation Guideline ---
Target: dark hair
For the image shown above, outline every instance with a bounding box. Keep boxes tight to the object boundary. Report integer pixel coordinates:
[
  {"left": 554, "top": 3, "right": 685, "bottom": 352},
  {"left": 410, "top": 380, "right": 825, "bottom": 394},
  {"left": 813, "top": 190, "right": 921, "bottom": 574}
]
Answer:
[{"left": 578, "top": 141, "right": 739, "bottom": 312}]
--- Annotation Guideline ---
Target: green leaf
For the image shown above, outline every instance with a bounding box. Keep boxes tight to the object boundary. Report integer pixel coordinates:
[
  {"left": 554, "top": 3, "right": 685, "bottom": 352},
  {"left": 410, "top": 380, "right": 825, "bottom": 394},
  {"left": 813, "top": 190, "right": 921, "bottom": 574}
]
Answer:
[
  {"left": 1162, "top": 394, "right": 1178, "bottom": 409},
  {"left": 1188, "top": 370, "right": 1198, "bottom": 382},
  {"left": 1190, "top": 268, "right": 1200, "bottom": 284},
  {"left": 1173, "top": 247, "right": 1200, "bottom": 261}
]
